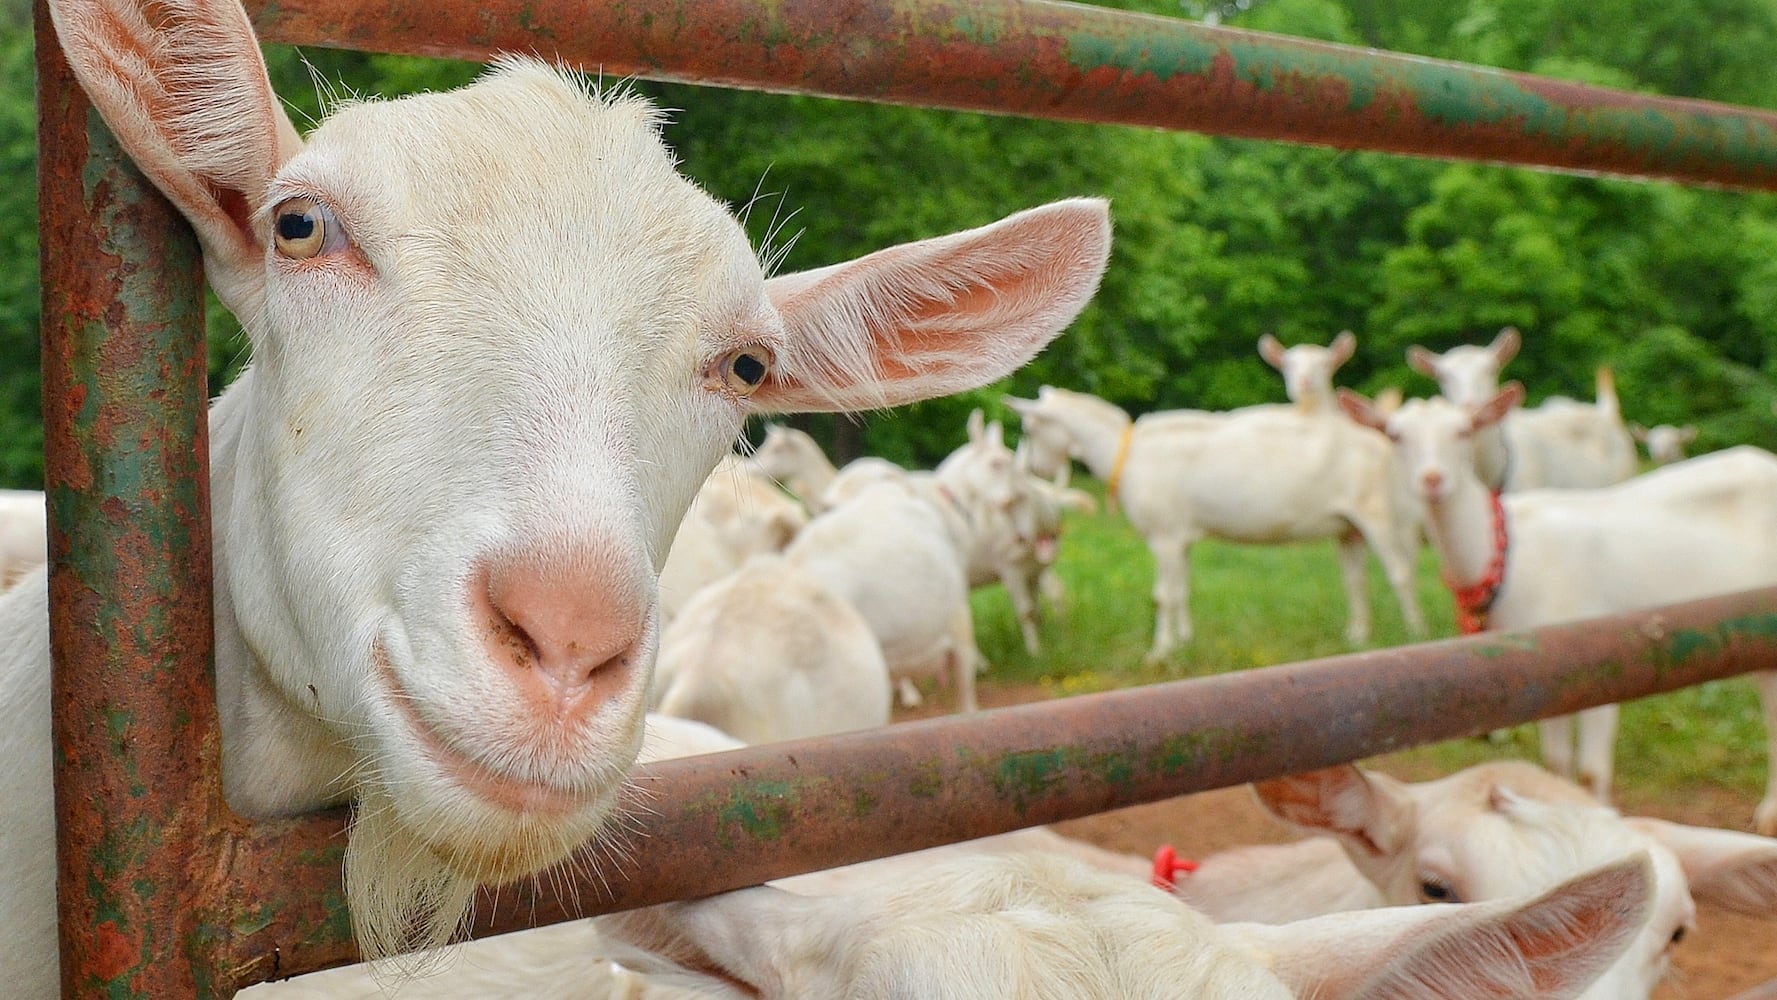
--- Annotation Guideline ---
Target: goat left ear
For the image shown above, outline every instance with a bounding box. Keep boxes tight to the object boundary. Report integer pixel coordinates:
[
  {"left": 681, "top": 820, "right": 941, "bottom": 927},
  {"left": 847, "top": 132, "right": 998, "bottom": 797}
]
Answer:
[
  {"left": 756, "top": 199, "right": 1111, "bottom": 413},
  {"left": 1329, "top": 330, "right": 1358, "bottom": 367},
  {"left": 1625, "top": 816, "right": 1777, "bottom": 917},
  {"left": 1337, "top": 389, "right": 1388, "bottom": 434},
  {"left": 1258, "top": 333, "right": 1287, "bottom": 369},
  {"left": 1469, "top": 382, "right": 1525, "bottom": 431}
]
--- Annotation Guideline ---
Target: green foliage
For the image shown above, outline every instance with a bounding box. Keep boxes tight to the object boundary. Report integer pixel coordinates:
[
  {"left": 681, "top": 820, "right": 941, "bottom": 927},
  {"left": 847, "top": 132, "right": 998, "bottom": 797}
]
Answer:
[{"left": 6, "top": 0, "right": 1777, "bottom": 481}]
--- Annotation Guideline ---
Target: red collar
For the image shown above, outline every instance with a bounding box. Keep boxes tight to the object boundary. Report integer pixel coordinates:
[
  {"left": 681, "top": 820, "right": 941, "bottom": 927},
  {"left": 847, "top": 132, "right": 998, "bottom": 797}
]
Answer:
[
  {"left": 1151, "top": 844, "right": 1198, "bottom": 890},
  {"left": 1445, "top": 490, "right": 1509, "bottom": 635}
]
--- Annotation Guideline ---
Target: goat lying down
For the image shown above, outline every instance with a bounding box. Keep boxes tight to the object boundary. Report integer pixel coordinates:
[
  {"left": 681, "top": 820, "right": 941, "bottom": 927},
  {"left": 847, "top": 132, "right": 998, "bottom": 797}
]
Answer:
[
  {"left": 4, "top": 0, "right": 1112, "bottom": 991},
  {"left": 1174, "top": 760, "right": 1777, "bottom": 1000}
]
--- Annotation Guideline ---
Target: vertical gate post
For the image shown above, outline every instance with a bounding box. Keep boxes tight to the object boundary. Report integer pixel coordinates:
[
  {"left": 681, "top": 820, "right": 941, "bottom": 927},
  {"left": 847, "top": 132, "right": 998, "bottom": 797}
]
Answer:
[{"left": 35, "top": 4, "right": 222, "bottom": 994}]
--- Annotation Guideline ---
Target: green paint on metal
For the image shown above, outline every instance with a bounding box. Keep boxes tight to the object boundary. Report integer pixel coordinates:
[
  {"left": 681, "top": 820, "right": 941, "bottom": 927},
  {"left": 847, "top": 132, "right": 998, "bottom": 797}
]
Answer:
[
  {"left": 1061, "top": 22, "right": 1221, "bottom": 83},
  {"left": 231, "top": 904, "right": 277, "bottom": 938},
  {"left": 907, "top": 758, "right": 945, "bottom": 799},
  {"left": 712, "top": 779, "right": 803, "bottom": 848},
  {"left": 988, "top": 747, "right": 1071, "bottom": 813},
  {"left": 850, "top": 788, "right": 879, "bottom": 819},
  {"left": 1148, "top": 724, "right": 1263, "bottom": 776},
  {"left": 1666, "top": 611, "right": 1777, "bottom": 667},
  {"left": 514, "top": 2, "right": 557, "bottom": 42},
  {"left": 105, "top": 706, "right": 132, "bottom": 750}
]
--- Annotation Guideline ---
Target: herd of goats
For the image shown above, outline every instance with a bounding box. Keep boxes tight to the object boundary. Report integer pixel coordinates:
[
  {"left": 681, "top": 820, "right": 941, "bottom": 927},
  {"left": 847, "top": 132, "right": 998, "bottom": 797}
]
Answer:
[{"left": 3, "top": 0, "right": 1777, "bottom": 995}]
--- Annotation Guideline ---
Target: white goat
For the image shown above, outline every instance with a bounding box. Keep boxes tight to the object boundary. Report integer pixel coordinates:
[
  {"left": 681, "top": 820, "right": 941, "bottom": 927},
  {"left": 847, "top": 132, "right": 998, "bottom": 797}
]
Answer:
[
  {"left": 1341, "top": 387, "right": 1777, "bottom": 831},
  {"left": 1631, "top": 423, "right": 1698, "bottom": 466},
  {"left": 651, "top": 552, "right": 892, "bottom": 743},
  {"left": 599, "top": 850, "right": 1648, "bottom": 1000},
  {"left": 1175, "top": 760, "right": 1777, "bottom": 1000},
  {"left": 1007, "top": 386, "right": 1425, "bottom": 661},
  {"left": 656, "top": 455, "right": 808, "bottom": 621},
  {"left": 1406, "top": 326, "right": 1636, "bottom": 491},
  {"left": 934, "top": 410, "right": 1087, "bottom": 655},
  {"left": 253, "top": 833, "right": 1649, "bottom": 1000},
  {"left": 0, "top": 490, "right": 45, "bottom": 591},
  {"left": 7, "top": 1, "right": 1111, "bottom": 986},
  {"left": 1258, "top": 329, "right": 1355, "bottom": 414},
  {"left": 784, "top": 476, "right": 981, "bottom": 711},
  {"left": 748, "top": 424, "right": 840, "bottom": 512}
]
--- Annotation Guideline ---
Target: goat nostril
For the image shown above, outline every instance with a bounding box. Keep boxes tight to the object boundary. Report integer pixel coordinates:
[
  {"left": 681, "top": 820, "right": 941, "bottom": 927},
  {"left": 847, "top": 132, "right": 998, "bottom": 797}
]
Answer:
[{"left": 474, "top": 554, "right": 649, "bottom": 712}]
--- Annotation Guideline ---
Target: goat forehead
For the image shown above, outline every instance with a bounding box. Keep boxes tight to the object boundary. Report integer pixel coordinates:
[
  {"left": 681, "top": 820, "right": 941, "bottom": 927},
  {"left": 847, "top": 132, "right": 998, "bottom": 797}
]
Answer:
[{"left": 300, "top": 63, "right": 758, "bottom": 299}]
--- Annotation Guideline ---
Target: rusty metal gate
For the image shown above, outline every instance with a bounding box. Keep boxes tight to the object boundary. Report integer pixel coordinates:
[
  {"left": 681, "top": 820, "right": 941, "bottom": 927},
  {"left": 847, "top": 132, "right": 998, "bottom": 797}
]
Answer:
[{"left": 34, "top": 0, "right": 1777, "bottom": 995}]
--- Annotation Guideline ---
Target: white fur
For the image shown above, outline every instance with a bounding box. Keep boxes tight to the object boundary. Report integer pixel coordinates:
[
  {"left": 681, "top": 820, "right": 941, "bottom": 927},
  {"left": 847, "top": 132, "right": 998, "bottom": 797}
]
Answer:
[
  {"left": 1007, "top": 385, "right": 1425, "bottom": 661},
  {"left": 1181, "top": 760, "right": 1777, "bottom": 1000},
  {"left": 651, "top": 552, "right": 891, "bottom": 743},
  {"left": 934, "top": 412, "right": 1084, "bottom": 656},
  {"left": 1407, "top": 327, "right": 1636, "bottom": 491},
  {"left": 748, "top": 424, "right": 839, "bottom": 513},
  {"left": 1631, "top": 423, "right": 1698, "bottom": 466},
  {"left": 783, "top": 476, "right": 981, "bottom": 711},
  {"left": 599, "top": 850, "right": 1647, "bottom": 1000},
  {"left": 13, "top": 0, "right": 1112, "bottom": 986},
  {"left": 1343, "top": 387, "right": 1777, "bottom": 828},
  {"left": 0, "top": 490, "right": 45, "bottom": 591},
  {"left": 656, "top": 456, "right": 808, "bottom": 622}
]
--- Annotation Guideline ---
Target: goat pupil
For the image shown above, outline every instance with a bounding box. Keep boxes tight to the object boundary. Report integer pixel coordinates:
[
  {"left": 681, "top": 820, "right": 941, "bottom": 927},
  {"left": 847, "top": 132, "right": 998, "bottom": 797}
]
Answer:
[
  {"left": 733, "top": 353, "right": 766, "bottom": 385},
  {"left": 277, "top": 212, "right": 315, "bottom": 241}
]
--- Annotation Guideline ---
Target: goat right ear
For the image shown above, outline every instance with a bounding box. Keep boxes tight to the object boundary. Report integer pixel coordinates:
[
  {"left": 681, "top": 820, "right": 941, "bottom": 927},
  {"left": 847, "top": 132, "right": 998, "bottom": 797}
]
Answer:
[
  {"left": 48, "top": 0, "right": 302, "bottom": 314},
  {"left": 757, "top": 199, "right": 1111, "bottom": 413},
  {"left": 1231, "top": 854, "right": 1650, "bottom": 1000},
  {"left": 966, "top": 407, "right": 986, "bottom": 444},
  {"left": 1490, "top": 326, "right": 1522, "bottom": 363},
  {"left": 1405, "top": 345, "right": 1440, "bottom": 378},
  {"left": 1253, "top": 764, "right": 1414, "bottom": 863}
]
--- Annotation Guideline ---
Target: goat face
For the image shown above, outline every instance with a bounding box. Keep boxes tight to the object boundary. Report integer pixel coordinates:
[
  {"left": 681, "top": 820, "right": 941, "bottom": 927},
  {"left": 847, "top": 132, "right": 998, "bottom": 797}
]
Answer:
[{"left": 223, "top": 65, "right": 775, "bottom": 878}]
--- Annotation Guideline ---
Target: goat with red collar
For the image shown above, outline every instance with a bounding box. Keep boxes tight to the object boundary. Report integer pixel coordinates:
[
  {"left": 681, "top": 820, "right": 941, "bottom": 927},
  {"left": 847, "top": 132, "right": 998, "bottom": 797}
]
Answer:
[{"left": 1340, "top": 385, "right": 1777, "bottom": 834}]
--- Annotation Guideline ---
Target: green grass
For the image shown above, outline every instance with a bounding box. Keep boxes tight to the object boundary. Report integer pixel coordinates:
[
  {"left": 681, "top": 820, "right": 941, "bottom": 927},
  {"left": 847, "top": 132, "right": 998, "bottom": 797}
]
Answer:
[{"left": 967, "top": 477, "right": 1771, "bottom": 813}]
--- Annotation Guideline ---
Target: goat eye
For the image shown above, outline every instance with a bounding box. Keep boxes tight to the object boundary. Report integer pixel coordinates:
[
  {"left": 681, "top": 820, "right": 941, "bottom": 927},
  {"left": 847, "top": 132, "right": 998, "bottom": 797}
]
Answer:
[
  {"left": 1418, "top": 878, "right": 1456, "bottom": 903},
  {"left": 271, "top": 197, "right": 344, "bottom": 259},
  {"left": 1669, "top": 925, "right": 1686, "bottom": 947},
  {"left": 716, "top": 347, "right": 774, "bottom": 396}
]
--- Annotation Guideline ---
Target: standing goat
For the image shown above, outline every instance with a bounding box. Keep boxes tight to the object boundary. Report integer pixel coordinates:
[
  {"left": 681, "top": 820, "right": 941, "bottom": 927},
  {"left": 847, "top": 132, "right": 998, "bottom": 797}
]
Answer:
[
  {"left": 1340, "top": 387, "right": 1777, "bottom": 832},
  {"left": 1406, "top": 326, "right": 1636, "bottom": 491},
  {"left": 1008, "top": 386, "right": 1425, "bottom": 661},
  {"left": 4, "top": 0, "right": 1111, "bottom": 987}
]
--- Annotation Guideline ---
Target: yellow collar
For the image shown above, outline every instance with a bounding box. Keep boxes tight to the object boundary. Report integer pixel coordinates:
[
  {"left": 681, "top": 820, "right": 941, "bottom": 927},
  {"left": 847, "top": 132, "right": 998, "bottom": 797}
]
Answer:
[{"left": 1106, "top": 424, "right": 1135, "bottom": 509}]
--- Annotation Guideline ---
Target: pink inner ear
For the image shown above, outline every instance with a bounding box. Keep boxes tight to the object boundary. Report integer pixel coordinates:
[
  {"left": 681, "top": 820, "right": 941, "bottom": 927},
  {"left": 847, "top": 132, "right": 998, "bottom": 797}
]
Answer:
[{"left": 217, "top": 185, "right": 254, "bottom": 240}]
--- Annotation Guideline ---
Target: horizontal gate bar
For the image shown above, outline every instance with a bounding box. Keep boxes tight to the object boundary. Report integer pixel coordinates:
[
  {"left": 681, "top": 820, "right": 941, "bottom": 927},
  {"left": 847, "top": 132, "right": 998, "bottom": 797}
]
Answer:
[
  {"left": 466, "top": 584, "right": 1777, "bottom": 933},
  {"left": 243, "top": 0, "right": 1777, "bottom": 191}
]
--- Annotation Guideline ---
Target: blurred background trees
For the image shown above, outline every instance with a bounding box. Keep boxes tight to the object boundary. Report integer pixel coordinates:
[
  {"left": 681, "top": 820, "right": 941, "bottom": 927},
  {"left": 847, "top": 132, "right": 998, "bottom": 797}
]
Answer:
[{"left": 3, "top": 0, "right": 1776, "bottom": 482}]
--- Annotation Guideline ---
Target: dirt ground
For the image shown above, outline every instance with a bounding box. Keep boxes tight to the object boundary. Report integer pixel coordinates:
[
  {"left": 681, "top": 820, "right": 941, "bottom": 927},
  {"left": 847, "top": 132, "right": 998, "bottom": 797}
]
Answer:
[{"left": 902, "top": 681, "right": 1777, "bottom": 1000}]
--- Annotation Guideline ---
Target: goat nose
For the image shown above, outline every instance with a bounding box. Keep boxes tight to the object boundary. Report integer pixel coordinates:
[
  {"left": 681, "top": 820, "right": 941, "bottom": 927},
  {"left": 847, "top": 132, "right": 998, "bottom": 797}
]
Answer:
[
  {"left": 1421, "top": 469, "right": 1444, "bottom": 494},
  {"left": 471, "top": 551, "right": 648, "bottom": 718}
]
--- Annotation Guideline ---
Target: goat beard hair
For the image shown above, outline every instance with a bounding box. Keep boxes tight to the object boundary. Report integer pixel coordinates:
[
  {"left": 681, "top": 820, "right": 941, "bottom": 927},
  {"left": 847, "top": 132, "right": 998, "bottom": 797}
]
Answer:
[{"left": 343, "top": 786, "right": 481, "bottom": 975}]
